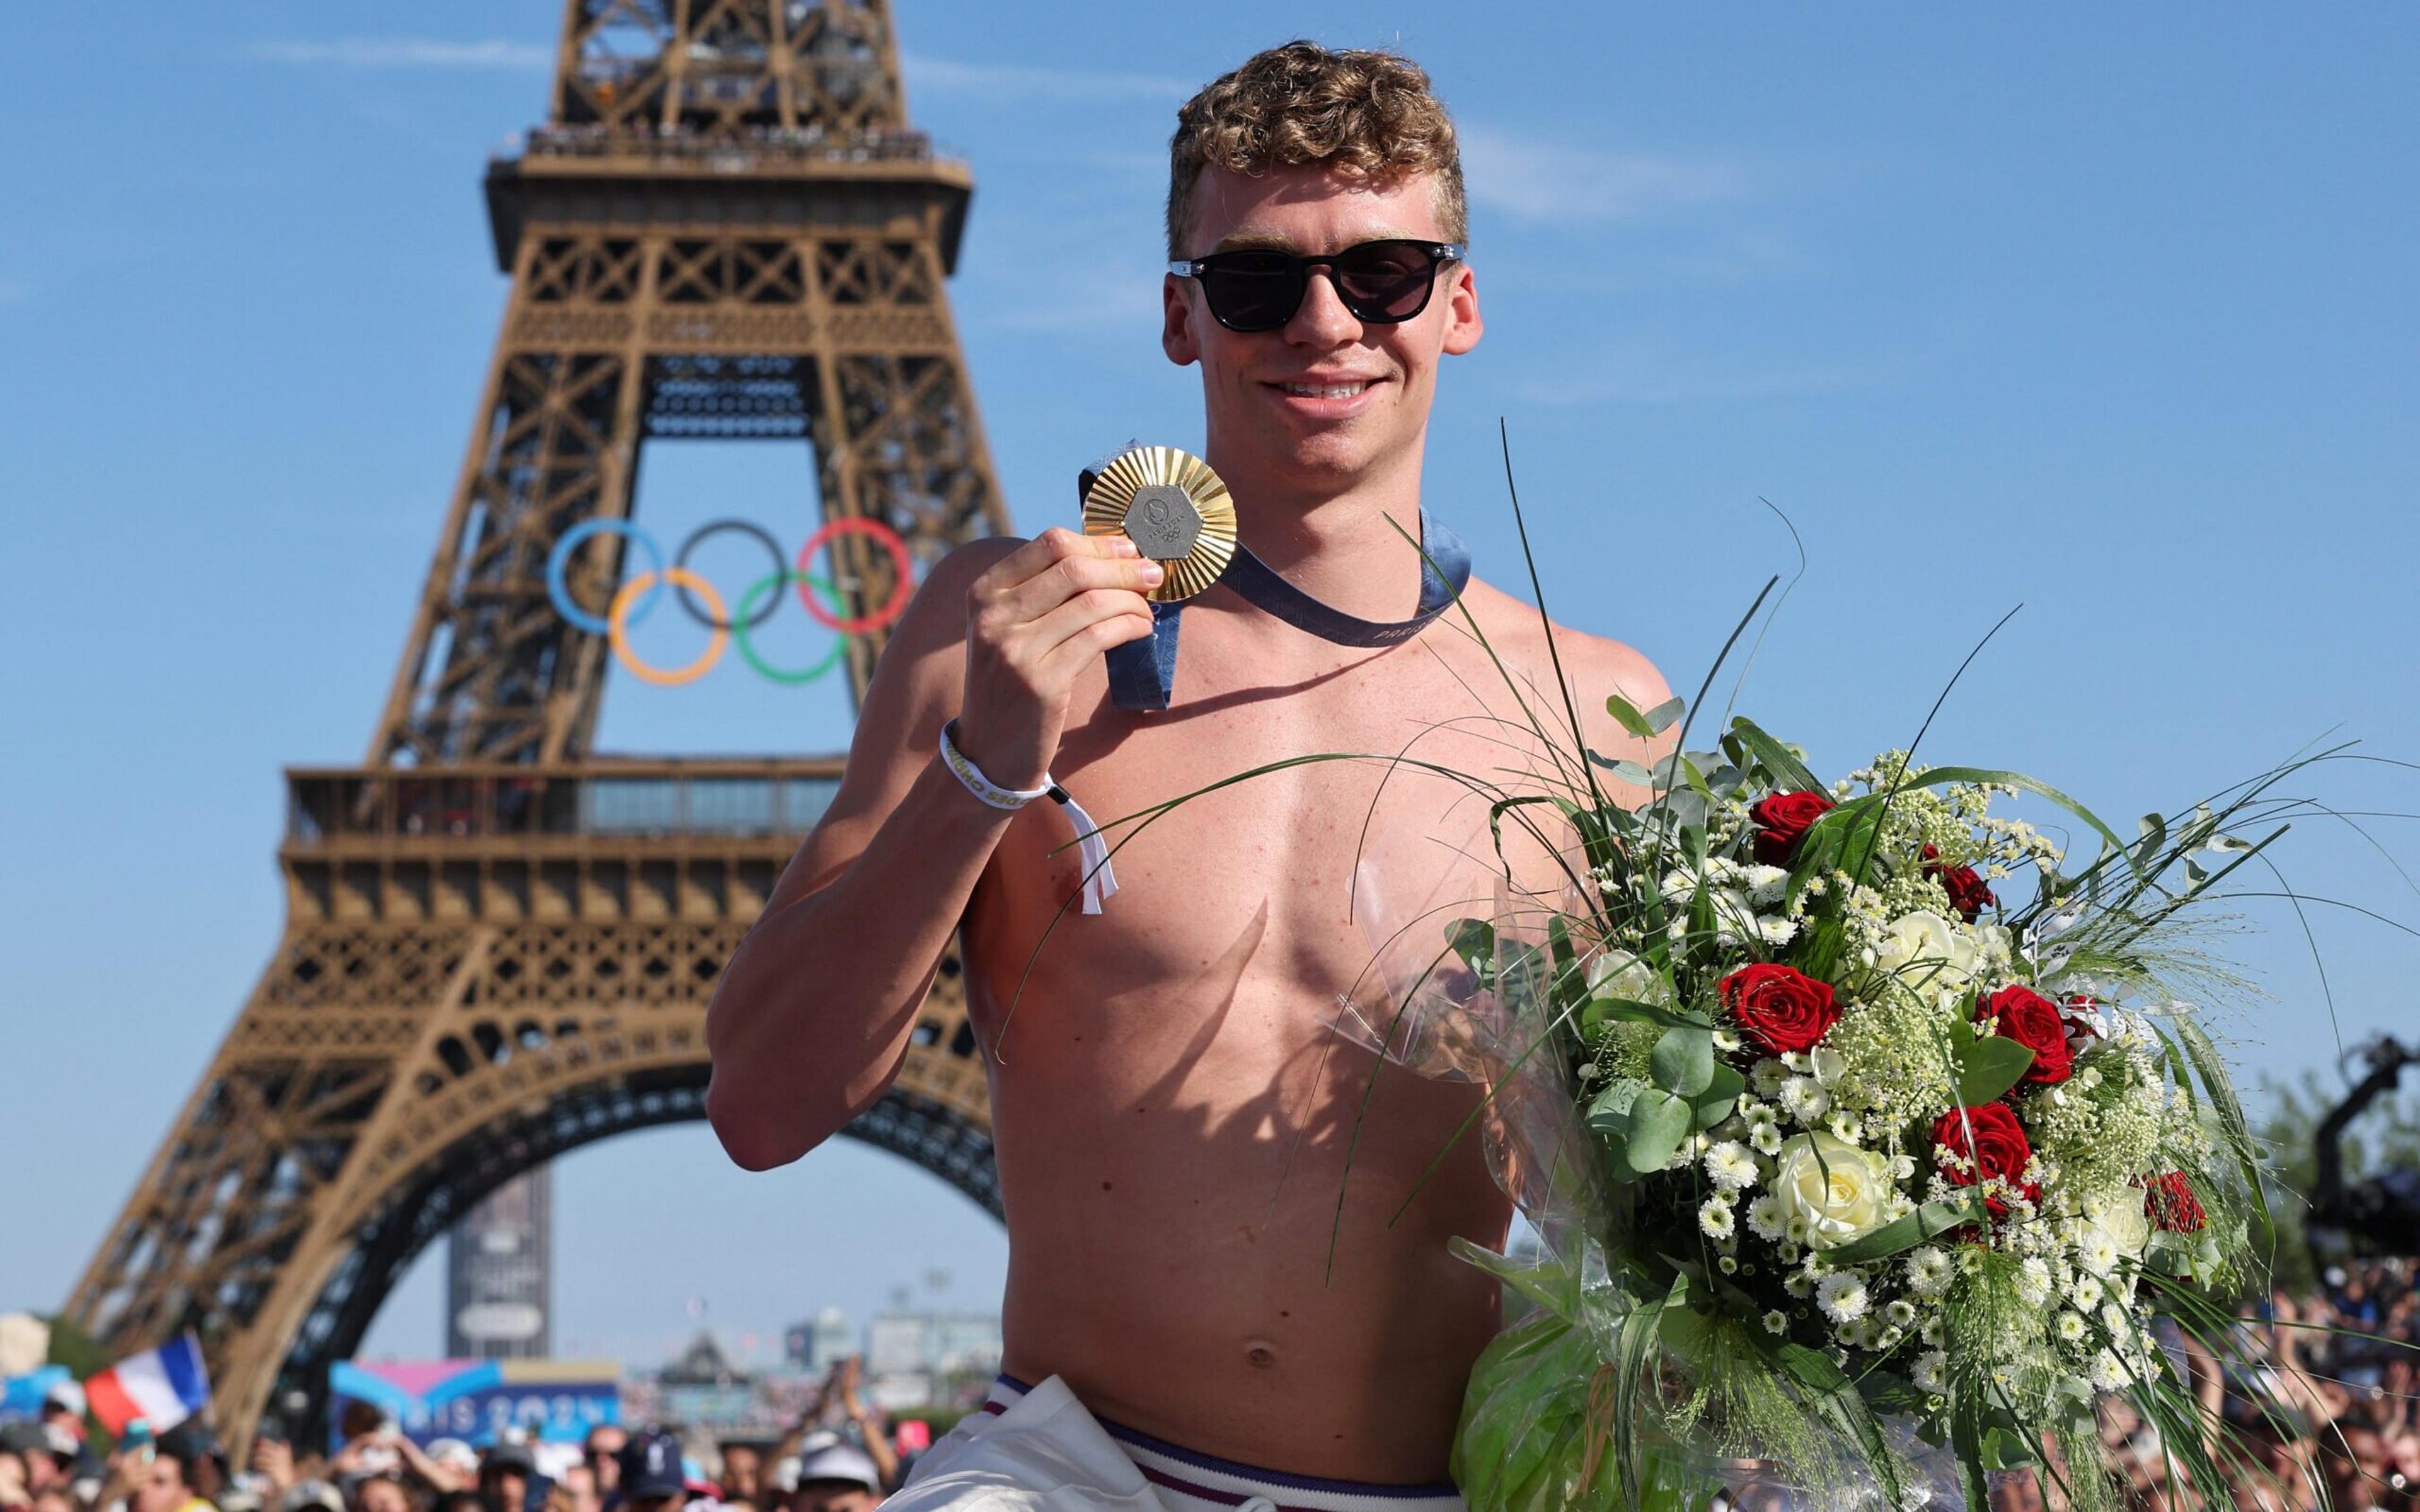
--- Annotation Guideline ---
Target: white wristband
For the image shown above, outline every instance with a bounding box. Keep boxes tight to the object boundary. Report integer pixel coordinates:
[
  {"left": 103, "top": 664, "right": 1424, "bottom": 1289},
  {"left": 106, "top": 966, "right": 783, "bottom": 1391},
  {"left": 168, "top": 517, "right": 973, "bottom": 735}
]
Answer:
[
  {"left": 935, "top": 719, "right": 1119, "bottom": 914},
  {"left": 938, "top": 719, "right": 1051, "bottom": 809}
]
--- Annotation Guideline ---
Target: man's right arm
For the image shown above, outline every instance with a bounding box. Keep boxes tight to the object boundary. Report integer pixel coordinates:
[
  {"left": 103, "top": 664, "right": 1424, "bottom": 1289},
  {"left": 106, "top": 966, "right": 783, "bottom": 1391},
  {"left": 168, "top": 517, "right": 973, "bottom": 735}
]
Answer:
[{"left": 703, "top": 527, "right": 1162, "bottom": 1170}]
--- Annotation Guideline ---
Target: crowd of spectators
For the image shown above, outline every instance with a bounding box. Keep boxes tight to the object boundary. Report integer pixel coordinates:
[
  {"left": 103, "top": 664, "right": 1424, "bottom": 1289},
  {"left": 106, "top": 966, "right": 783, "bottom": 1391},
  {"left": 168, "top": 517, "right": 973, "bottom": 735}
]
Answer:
[
  {"left": 1978, "top": 1257, "right": 2420, "bottom": 1511},
  {"left": 11, "top": 1274, "right": 2414, "bottom": 1512},
  {"left": 0, "top": 1359, "right": 901, "bottom": 1512}
]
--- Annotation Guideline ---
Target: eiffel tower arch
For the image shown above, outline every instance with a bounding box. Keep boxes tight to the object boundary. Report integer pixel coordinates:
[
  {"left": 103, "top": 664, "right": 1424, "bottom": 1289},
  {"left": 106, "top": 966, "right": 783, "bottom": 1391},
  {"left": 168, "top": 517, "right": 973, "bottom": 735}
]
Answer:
[{"left": 63, "top": 0, "right": 1011, "bottom": 1445}]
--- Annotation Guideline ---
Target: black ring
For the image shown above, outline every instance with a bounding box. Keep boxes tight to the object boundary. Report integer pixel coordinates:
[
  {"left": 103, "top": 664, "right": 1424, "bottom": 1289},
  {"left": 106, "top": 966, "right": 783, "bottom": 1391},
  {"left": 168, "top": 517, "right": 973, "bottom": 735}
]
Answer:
[{"left": 672, "top": 519, "right": 786, "bottom": 632}]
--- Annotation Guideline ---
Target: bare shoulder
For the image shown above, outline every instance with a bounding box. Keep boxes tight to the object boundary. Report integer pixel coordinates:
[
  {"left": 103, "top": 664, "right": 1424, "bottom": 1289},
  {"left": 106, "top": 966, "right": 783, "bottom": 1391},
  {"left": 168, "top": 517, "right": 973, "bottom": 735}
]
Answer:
[{"left": 1451, "top": 575, "right": 1673, "bottom": 759}]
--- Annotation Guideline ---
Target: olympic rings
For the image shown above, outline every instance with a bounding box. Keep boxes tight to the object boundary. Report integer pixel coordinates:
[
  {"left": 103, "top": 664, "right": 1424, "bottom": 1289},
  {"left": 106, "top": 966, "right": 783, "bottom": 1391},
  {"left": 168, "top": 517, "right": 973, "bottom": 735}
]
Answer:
[
  {"left": 609, "top": 568, "right": 725, "bottom": 686},
  {"left": 674, "top": 518, "right": 785, "bottom": 633},
  {"left": 796, "top": 517, "right": 917, "bottom": 635},
  {"left": 546, "top": 516, "right": 918, "bottom": 685},
  {"left": 549, "top": 518, "right": 667, "bottom": 635},
  {"left": 733, "top": 571, "right": 851, "bottom": 685}
]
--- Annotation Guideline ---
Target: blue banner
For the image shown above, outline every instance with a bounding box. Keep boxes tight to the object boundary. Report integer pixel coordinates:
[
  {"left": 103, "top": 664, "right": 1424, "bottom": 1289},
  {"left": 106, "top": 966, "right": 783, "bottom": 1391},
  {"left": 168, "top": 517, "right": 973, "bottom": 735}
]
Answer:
[{"left": 328, "top": 1360, "right": 619, "bottom": 1450}]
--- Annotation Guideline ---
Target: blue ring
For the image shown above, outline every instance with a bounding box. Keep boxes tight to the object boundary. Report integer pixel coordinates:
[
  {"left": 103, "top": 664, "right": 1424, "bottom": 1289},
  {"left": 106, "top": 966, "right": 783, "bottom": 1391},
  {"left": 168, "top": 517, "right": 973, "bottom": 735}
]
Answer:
[{"left": 547, "top": 519, "right": 666, "bottom": 636}]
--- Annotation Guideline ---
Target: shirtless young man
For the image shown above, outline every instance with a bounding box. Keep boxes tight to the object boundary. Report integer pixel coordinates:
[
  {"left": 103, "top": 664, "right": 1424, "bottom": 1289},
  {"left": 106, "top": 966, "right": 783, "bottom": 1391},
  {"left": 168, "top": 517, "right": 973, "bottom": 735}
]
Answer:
[{"left": 705, "top": 41, "right": 1670, "bottom": 1508}]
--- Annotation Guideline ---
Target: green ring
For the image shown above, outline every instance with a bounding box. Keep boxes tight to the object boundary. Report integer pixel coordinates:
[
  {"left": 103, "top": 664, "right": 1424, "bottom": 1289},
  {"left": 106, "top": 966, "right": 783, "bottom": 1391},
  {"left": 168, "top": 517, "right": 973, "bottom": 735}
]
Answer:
[{"left": 732, "top": 569, "right": 851, "bottom": 685}]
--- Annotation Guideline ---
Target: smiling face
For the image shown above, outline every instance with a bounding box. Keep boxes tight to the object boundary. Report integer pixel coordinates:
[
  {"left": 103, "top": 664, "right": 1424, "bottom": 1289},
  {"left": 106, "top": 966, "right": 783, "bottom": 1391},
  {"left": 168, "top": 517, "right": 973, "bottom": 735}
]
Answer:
[{"left": 1163, "top": 164, "right": 1481, "bottom": 507}]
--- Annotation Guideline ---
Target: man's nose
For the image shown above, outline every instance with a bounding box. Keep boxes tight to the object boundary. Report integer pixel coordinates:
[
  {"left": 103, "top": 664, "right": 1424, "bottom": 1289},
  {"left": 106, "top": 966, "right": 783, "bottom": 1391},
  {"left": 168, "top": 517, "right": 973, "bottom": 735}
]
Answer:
[{"left": 1282, "top": 264, "right": 1363, "bottom": 345}]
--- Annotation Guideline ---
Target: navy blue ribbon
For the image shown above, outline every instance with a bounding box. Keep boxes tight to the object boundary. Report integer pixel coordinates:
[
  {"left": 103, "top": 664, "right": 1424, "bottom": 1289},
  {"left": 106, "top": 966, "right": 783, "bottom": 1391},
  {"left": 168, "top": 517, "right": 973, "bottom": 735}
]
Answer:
[{"left": 1103, "top": 511, "right": 1470, "bottom": 712}]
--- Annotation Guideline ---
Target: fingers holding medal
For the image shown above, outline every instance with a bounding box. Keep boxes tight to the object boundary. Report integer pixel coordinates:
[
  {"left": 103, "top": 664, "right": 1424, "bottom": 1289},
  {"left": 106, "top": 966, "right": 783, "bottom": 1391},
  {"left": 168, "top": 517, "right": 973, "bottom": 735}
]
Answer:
[{"left": 1081, "top": 445, "right": 1236, "bottom": 602}]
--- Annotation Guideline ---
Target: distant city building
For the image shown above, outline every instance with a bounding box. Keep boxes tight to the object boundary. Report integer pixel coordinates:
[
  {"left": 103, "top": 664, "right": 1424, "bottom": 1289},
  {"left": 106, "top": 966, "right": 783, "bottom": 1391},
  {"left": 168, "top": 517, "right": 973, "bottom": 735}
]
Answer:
[
  {"left": 446, "top": 1168, "right": 551, "bottom": 1358},
  {"left": 862, "top": 1310, "right": 1003, "bottom": 1409},
  {"left": 864, "top": 1313, "right": 928, "bottom": 1381},
  {"left": 783, "top": 1308, "right": 855, "bottom": 1373}
]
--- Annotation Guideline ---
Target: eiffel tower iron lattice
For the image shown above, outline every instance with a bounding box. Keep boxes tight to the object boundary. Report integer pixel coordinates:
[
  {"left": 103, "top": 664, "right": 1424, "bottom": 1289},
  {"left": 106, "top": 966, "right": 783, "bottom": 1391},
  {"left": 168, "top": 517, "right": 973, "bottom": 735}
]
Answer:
[{"left": 63, "top": 0, "right": 1011, "bottom": 1445}]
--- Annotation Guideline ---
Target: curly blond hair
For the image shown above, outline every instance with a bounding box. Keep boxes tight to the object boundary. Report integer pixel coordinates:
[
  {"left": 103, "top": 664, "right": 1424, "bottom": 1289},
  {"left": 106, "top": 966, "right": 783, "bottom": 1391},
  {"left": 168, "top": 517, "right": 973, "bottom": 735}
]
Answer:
[{"left": 1167, "top": 40, "right": 1468, "bottom": 259}]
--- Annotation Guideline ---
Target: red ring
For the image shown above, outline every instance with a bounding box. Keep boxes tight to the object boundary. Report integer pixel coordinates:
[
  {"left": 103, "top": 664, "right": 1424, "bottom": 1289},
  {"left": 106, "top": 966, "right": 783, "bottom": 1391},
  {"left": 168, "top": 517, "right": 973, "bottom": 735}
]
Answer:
[{"left": 795, "top": 517, "right": 916, "bottom": 634}]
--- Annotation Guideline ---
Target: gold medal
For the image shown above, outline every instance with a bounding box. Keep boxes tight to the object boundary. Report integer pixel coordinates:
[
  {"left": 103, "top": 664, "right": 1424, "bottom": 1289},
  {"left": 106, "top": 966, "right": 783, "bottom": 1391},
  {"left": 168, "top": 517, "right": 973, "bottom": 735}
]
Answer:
[{"left": 1081, "top": 445, "right": 1236, "bottom": 602}]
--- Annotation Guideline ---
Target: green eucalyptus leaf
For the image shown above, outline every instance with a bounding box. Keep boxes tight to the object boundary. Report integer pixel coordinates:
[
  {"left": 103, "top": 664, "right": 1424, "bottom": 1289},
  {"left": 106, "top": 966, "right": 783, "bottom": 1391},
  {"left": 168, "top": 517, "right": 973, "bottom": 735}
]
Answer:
[
  {"left": 1690, "top": 1063, "right": 1746, "bottom": 1129},
  {"left": 1954, "top": 1035, "right": 2036, "bottom": 1105},
  {"left": 1651, "top": 1023, "right": 1717, "bottom": 1096},
  {"left": 1623, "top": 1089, "right": 1693, "bottom": 1174},
  {"left": 1605, "top": 694, "right": 1656, "bottom": 740},
  {"left": 1642, "top": 695, "right": 1687, "bottom": 735},
  {"left": 1587, "top": 1076, "right": 1647, "bottom": 1131},
  {"left": 1584, "top": 750, "right": 1657, "bottom": 785}
]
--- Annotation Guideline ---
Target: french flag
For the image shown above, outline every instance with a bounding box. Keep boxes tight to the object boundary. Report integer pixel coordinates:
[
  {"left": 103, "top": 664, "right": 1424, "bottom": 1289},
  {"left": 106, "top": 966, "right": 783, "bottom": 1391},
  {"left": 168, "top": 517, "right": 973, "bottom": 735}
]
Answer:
[{"left": 84, "top": 1334, "right": 211, "bottom": 1436}]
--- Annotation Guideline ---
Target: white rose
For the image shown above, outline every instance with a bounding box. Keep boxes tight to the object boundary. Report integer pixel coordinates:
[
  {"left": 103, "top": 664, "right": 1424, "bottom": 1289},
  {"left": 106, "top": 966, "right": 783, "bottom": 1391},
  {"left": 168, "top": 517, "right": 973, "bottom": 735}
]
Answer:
[
  {"left": 1768, "top": 1131, "right": 1895, "bottom": 1249},
  {"left": 2082, "top": 1188, "right": 2153, "bottom": 1259},
  {"left": 1587, "top": 948, "right": 1672, "bottom": 1006},
  {"left": 1874, "top": 910, "right": 1981, "bottom": 998}
]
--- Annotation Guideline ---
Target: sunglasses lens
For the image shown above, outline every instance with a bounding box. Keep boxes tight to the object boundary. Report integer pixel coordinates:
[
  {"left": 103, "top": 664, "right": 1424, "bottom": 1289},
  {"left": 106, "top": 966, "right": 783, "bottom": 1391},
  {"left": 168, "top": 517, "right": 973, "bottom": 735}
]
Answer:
[
  {"left": 1200, "top": 253, "right": 1302, "bottom": 331},
  {"left": 1332, "top": 242, "right": 1439, "bottom": 321}
]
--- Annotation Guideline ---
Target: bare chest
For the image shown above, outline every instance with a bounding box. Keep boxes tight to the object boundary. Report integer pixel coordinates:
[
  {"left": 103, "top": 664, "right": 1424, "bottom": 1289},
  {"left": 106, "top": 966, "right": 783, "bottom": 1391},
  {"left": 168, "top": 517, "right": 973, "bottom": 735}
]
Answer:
[{"left": 959, "top": 605, "right": 1547, "bottom": 1052}]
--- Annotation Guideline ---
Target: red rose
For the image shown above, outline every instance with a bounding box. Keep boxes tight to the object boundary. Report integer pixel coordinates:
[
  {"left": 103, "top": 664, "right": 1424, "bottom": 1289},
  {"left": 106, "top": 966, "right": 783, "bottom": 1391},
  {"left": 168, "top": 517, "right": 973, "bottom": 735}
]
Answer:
[
  {"left": 2143, "top": 1172, "right": 2207, "bottom": 1234},
  {"left": 1920, "top": 843, "right": 1997, "bottom": 922},
  {"left": 1974, "top": 985, "right": 2075, "bottom": 1085},
  {"left": 1718, "top": 963, "right": 1841, "bottom": 1055},
  {"left": 1750, "top": 791, "right": 1835, "bottom": 866},
  {"left": 1932, "top": 1102, "right": 2039, "bottom": 1218}
]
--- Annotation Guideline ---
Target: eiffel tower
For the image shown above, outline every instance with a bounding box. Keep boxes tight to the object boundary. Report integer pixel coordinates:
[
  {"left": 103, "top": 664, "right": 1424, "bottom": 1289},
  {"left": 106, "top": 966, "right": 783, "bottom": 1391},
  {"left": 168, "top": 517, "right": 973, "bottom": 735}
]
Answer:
[{"left": 62, "top": 0, "right": 1008, "bottom": 1444}]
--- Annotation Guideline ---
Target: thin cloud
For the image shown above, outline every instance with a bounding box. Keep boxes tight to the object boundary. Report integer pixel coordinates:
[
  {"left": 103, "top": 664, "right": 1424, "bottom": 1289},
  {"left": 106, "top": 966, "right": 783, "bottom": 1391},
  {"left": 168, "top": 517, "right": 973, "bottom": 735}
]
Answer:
[
  {"left": 903, "top": 53, "right": 1191, "bottom": 105},
  {"left": 247, "top": 38, "right": 553, "bottom": 71},
  {"left": 1462, "top": 127, "right": 1750, "bottom": 223}
]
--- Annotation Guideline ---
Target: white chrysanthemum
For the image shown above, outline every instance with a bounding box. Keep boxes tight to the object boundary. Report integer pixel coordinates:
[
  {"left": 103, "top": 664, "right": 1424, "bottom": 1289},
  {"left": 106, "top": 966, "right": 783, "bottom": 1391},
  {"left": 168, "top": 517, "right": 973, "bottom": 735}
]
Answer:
[
  {"left": 2017, "top": 1257, "right": 2054, "bottom": 1307},
  {"left": 1700, "top": 1197, "right": 1737, "bottom": 1239},
  {"left": 1658, "top": 869, "right": 1699, "bottom": 903},
  {"left": 1741, "top": 862, "right": 1790, "bottom": 903},
  {"left": 2101, "top": 1302, "right": 2134, "bottom": 1343},
  {"left": 1718, "top": 1254, "right": 1739, "bottom": 1275},
  {"left": 1904, "top": 1247, "right": 1953, "bottom": 1299},
  {"left": 1746, "top": 1194, "right": 1788, "bottom": 1242},
  {"left": 2075, "top": 1227, "right": 2121, "bottom": 1278},
  {"left": 1751, "top": 1059, "right": 1790, "bottom": 1098},
  {"left": 1784, "top": 1269, "right": 1815, "bottom": 1299},
  {"left": 1704, "top": 1142, "right": 1761, "bottom": 1191},
  {"left": 1763, "top": 1309, "right": 1790, "bottom": 1336},
  {"left": 1757, "top": 915, "right": 1802, "bottom": 947},
  {"left": 2056, "top": 1311, "right": 2089, "bottom": 1344},
  {"left": 1713, "top": 1028, "right": 1743, "bottom": 1052},
  {"left": 1778, "top": 1076, "right": 1831, "bottom": 1123},
  {"left": 2089, "top": 1351, "right": 2131, "bottom": 1392},
  {"left": 1827, "top": 1111, "right": 1866, "bottom": 1143},
  {"left": 1750, "top": 1122, "right": 1785, "bottom": 1157},
  {"left": 2073, "top": 1273, "right": 2105, "bottom": 1311},
  {"left": 1817, "top": 1271, "right": 1871, "bottom": 1324},
  {"left": 1911, "top": 1351, "right": 1950, "bottom": 1394},
  {"left": 1886, "top": 1299, "right": 1917, "bottom": 1328}
]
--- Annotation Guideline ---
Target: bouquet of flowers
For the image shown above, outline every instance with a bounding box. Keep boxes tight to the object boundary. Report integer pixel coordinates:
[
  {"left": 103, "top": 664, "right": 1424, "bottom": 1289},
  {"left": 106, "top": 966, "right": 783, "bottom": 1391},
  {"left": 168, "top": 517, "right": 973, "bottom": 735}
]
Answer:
[
  {"left": 1069, "top": 468, "right": 2390, "bottom": 1511},
  {"left": 1413, "top": 702, "right": 2279, "bottom": 1511}
]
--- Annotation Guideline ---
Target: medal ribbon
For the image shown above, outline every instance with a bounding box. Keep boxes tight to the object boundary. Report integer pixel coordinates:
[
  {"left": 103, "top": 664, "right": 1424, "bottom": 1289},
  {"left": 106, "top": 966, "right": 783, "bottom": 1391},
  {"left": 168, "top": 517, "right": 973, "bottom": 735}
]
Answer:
[{"left": 1103, "top": 511, "right": 1471, "bottom": 711}]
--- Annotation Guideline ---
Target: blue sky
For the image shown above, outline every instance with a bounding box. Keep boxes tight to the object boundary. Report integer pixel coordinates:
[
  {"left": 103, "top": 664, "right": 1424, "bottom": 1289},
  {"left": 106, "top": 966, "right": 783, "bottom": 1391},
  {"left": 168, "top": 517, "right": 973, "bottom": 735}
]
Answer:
[{"left": 3, "top": 4, "right": 2414, "bottom": 1369}]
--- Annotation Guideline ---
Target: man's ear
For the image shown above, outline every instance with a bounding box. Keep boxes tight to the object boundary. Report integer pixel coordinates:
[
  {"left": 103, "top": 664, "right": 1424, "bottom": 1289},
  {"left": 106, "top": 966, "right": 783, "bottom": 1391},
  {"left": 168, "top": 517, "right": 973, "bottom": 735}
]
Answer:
[
  {"left": 1163, "top": 275, "right": 1202, "bottom": 367},
  {"left": 1441, "top": 261, "right": 1483, "bottom": 357}
]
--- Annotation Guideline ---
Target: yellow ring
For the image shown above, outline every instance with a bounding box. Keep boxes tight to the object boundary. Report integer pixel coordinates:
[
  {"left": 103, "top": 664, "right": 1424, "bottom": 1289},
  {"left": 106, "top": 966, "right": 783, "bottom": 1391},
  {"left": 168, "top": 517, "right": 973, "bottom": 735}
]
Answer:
[{"left": 609, "top": 567, "right": 727, "bottom": 685}]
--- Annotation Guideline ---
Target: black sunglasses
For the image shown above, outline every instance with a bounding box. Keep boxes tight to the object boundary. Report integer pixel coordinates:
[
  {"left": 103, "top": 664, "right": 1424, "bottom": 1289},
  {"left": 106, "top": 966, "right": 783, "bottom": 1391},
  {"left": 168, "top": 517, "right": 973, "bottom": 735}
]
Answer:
[{"left": 1168, "top": 238, "right": 1465, "bottom": 333}]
